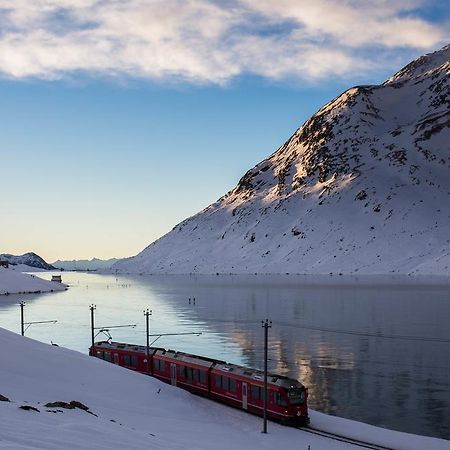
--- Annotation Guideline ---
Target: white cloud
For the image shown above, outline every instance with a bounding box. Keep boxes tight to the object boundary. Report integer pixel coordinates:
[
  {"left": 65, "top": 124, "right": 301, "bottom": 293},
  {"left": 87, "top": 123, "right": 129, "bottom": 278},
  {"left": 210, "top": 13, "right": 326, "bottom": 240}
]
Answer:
[{"left": 0, "top": 0, "right": 446, "bottom": 83}]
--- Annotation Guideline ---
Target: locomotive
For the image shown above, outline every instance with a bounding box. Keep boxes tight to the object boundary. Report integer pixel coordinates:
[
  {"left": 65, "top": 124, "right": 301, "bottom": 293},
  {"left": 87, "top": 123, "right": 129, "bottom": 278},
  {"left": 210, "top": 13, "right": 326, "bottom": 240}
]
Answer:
[{"left": 90, "top": 341, "right": 309, "bottom": 425}]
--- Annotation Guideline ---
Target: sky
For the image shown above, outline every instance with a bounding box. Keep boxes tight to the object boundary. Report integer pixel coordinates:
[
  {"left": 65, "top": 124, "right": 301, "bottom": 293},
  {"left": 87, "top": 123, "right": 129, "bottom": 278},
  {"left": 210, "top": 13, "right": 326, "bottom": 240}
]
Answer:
[{"left": 1, "top": 0, "right": 449, "bottom": 262}]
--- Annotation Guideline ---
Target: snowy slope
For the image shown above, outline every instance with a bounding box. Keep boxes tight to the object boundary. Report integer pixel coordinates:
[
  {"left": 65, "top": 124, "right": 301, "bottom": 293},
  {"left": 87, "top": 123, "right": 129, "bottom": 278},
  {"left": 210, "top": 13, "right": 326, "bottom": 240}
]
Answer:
[
  {"left": 0, "top": 252, "right": 56, "bottom": 270},
  {"left": 0, "top": 327, "right": 448, "bottom": 450},
  {"left": 0, "top": 267, "right": 67, "bottom": 295},
  {"left": 114, "top": 44, "right": 450, "bottom": 275}
]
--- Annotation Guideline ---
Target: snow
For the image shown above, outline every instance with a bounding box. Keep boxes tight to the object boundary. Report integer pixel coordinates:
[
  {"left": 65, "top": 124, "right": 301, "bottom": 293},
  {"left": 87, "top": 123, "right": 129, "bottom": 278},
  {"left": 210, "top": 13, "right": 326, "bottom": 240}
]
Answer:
[
  {"left": 0, "top": 267, "right": 67, "bottom": 295},
  {"left": 113, "top": 44, "right": 450, "bottom": 276},
  {"left": 0, "top": 327, "right": 448, "bottom": 449},
  {"left": 8, "top": 264, "right": 48, "bottom": 273}
]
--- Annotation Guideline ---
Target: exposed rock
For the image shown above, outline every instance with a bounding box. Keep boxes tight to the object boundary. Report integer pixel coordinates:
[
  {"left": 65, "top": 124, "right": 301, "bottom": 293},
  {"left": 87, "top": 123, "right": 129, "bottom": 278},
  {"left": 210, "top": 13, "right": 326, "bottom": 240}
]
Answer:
[{"left": 19, "top": 405, "right": 40, "bottom": 412}]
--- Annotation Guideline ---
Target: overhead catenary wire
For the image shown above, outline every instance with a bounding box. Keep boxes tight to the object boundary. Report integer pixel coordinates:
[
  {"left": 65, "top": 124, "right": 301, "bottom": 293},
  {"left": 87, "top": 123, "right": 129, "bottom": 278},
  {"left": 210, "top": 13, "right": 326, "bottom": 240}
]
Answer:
[{"left": 198, "top": 317, "right": 450, "bottom": 343}]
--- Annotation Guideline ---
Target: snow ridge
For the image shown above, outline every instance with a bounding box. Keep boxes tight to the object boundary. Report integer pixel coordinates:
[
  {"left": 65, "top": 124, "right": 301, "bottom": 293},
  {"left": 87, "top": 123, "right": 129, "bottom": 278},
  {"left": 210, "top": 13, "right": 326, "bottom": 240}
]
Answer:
[
  {"left": 0, "top": 252, "right": 56, "bottom": 271},
  {"left": 52, "top": 258, "right": 119, "bottom": 271},
  {"left": 114, "top": 44, "right": 450, "bottom": 275}
]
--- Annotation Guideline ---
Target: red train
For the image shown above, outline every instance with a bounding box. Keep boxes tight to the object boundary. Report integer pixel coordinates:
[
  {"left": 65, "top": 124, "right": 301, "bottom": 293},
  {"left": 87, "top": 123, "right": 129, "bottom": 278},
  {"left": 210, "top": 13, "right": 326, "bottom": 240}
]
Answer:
[{"left": 90, "top": 341, "right": 309, "bottom": 425}]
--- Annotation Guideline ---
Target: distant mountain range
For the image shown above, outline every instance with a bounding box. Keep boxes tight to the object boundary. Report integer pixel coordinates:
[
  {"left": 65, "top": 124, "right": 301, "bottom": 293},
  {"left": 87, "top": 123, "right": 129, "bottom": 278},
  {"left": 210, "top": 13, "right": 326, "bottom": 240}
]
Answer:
[
  {"left": 0, "top": 253, "right": 56, "bottom": 271},
  {"left": 53, "top": 258, "right": 119, "bottom": 271},
  {"left": 114, "top": 44, "right": 450, "bottom": 276}
]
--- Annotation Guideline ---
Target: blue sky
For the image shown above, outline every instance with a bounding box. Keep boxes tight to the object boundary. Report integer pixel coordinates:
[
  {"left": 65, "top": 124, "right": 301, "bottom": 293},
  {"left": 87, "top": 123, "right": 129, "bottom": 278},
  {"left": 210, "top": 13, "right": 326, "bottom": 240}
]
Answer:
[{"left": 1, "top": 0, "right": 448, "bottom": 262}]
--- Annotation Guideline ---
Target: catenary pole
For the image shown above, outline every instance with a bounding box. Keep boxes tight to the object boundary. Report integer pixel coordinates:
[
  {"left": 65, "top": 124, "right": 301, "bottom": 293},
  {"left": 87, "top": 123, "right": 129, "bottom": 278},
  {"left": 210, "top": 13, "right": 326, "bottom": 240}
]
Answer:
[
  {"left": 20, "top": 301, "right": 25, "bottom": 336},
  {"left": 90, "top": 304, "right": 96, "bottom": 356},
  {"left": 144, "top": 309, "right": 152, "bottom": 374},
  {"left": 262, "top": 319, "right": 272, "bottom": 434}
]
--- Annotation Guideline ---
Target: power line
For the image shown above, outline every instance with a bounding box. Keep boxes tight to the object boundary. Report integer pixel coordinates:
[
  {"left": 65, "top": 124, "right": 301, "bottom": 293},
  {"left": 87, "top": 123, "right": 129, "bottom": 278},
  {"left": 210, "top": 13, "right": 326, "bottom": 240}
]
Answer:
[
  {"left": 199, "top": 317, "right": 450, "bottom": 343},
  {"left": 272, "top": 320, "right": 450, "bottom": 343}
]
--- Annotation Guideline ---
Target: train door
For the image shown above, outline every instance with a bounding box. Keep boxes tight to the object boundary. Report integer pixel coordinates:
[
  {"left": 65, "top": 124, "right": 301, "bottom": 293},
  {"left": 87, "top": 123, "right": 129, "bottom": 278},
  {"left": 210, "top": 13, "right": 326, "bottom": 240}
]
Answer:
[
  {"left": 242, "top": 382, "right": 248, "bottom": 410},
  {"left": 114, "top": 353, "right": 119, "bottom": 365},
  {"left": 170, "top": 364, "right": 177, "bottom": 386}
]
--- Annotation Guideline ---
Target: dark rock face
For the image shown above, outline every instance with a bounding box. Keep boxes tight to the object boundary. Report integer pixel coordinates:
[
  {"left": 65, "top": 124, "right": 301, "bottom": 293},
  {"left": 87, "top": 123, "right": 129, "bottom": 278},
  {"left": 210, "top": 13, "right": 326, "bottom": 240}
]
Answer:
[
  {"left": 45, "top": 400, "right": 90, "bottom": 411},
  {"left": 19, "top": 405, "right": 40, "bottom": 412},
  {"left": 0, "top": 394, "right": 10, "bottom": 402},
  {"left": 45, "top": 400, "right": 95, "bottom": 415}
]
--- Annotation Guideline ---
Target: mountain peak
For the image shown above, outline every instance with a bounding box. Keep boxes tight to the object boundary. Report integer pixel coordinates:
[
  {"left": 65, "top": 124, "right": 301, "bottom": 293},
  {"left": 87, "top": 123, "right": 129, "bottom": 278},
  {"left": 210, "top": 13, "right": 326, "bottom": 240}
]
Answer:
[{"left": 386, "top": 43, "right": 450, "bottom": 85}]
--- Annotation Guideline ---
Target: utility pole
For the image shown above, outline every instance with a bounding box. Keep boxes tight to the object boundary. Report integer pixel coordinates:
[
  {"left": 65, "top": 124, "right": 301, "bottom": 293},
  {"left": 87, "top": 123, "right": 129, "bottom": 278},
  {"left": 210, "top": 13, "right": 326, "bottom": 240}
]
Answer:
[
  {"left": 20, "top": 301, "right": 25, "bottom": 336},
  {"left": 262, "top": 319, "right": 272, "bottom": 434},
  {"left": 90, "top": 304, "right": 96, "bottom": 356},
  {"left": 19, "top": 301, "right": 56, "bottom": 336},
  {"left": 144, "top": 309, "right": 152, "bottom": 374}
]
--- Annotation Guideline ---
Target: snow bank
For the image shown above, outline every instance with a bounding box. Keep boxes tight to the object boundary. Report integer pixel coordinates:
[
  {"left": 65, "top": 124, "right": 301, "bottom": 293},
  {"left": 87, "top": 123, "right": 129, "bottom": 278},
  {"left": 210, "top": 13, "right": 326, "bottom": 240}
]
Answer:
[
  {"left": 0, "top": 327, "right": 448, "bottom": 449},
  {"left": 0, "top": 268, "right": 67, "bottom": 295}
]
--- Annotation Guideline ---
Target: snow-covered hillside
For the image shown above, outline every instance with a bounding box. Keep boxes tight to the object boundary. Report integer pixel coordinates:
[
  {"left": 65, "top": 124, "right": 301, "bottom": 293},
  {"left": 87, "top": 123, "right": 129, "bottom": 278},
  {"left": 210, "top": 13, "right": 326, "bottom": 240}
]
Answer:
[
  {"left": 0, "top": 268, "right": 67, "bottom": 295},
  {"left": 0, "top": 252, "right": 56, "bottom": 271},
  {"left": 115, "top": 44, "right": 450, "bottom": 275},
  {"left": 53, "top": 257, "right": 119, "bottom": 271},
  {"left": 0, "top": 327, "right": 448, "bottom": 450}
]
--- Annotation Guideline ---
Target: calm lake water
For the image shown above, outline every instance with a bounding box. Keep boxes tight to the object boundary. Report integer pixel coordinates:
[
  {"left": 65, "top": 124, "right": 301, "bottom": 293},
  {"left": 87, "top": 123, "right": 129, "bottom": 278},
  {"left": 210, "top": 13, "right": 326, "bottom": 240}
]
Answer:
[{"left": 1, "top": 272, "right": 449, "bottom": 439}]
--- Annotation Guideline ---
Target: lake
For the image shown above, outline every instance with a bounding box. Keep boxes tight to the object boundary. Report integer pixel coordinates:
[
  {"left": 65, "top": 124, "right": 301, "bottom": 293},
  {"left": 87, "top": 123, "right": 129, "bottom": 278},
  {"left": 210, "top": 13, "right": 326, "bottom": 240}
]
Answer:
[{"left": 0, "top": 272, "right": 449, "bottom": 439}]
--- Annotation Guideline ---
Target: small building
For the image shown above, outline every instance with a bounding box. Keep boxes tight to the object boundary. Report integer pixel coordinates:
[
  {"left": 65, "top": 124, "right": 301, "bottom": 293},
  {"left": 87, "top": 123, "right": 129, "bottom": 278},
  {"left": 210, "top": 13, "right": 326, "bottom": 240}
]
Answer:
[
  {"left": 51, "top": 275, "right": 62, "bottom": 283},
  {"left": 0, "top": 261, "right": 9, "bottom": 268}
]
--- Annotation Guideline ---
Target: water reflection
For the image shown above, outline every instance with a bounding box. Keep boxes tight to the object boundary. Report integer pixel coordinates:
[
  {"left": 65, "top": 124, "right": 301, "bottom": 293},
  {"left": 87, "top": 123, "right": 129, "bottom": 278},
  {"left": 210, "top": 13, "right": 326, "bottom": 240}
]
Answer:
[{"left": 0, "top": 272, "right": 449, "bottom": 439}]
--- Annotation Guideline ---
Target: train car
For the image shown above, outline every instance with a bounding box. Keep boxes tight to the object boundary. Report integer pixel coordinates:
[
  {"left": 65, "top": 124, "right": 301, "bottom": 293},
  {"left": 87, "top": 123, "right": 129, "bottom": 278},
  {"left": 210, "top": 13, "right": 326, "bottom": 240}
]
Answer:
[
  {"left": 211, "top": 362, "right": 308, "bottom": 424},
  {"left": 91, "top": 341, "right": 157, "bottom": 372},
  {"left": 152, "top": 349, "right": 219, "bottom": 397},
  {"left": 90, "top": 341, "right": 309, "bottom": 426}
]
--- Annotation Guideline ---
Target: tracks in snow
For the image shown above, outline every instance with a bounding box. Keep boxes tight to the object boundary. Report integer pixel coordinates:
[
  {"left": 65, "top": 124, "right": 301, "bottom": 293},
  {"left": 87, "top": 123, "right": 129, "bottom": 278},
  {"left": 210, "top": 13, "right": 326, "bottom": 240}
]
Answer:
[{"left": 297, "top": 426, "right": 396, "bottom": 450}]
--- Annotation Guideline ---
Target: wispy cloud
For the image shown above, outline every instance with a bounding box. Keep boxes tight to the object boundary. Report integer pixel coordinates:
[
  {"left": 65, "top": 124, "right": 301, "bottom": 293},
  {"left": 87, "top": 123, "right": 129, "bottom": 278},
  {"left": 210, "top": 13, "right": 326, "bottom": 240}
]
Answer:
[{"left": 0, "top": 0, "right": 447, "bottom": 83}]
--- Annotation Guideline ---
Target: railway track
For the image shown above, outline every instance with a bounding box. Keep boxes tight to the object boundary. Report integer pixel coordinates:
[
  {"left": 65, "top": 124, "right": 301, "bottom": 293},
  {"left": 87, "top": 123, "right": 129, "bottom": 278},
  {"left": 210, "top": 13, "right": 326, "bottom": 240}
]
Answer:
[{"left": 297, "top": 426, "right": 396, "bottom": 450}]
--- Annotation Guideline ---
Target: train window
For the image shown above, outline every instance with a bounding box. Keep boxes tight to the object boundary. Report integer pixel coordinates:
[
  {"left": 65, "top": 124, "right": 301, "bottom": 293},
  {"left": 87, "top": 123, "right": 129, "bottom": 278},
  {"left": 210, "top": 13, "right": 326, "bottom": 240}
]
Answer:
[
  {"left": 123, "top": 355, "right": 131, "bottom": 366},
  {"left": 215, "top": 375, "right": 222, "bottom": 388},
  {"left": 288, "top": 388, "right": 305, "bottom": 405},
  {"left": 275, "top": 392, "right": 288, "bottom": 407},
  {"left": 193, "top": 369, "right": 199, "bottom": 382},
  {"left": 199, "top": 370, "right": 207, "bottom": 383},
  {"left": 130, "top": 355, "right": 138, "bottom": 367},
  {"left": 229, "top": 379, "right": 237, "bottom": 393},
  {"left": 104, "top": 352, "right": 111, "bottom": 362},
  {"left": 96, "top": 351, "right": 104, "bottom": 359},
  {"left": 222, "top": 377, "right": 230, "bottom": 391},
  {"left": 250, "top": 385, "right": 262, "bottom": 401},
  {"left": 155, "top": 359, "right": 166, "bottom": 372},
  {"left": 186, "top": 367, "right": 193, "bottom": 382}
]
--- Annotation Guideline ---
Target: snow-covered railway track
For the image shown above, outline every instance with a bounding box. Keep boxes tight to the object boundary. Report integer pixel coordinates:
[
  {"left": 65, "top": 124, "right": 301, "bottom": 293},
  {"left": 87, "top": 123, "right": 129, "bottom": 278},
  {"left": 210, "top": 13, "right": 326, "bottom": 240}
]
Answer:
[{"left": 297, "top": 426, "right": 396, "bottom": 450}]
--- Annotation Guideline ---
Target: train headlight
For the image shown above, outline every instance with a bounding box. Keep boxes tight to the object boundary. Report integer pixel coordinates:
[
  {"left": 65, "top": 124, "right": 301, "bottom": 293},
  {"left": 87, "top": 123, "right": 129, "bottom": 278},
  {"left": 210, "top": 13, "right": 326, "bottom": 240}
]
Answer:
[{"left": 297, "top": 411, "right": 301, "bottom": 416}]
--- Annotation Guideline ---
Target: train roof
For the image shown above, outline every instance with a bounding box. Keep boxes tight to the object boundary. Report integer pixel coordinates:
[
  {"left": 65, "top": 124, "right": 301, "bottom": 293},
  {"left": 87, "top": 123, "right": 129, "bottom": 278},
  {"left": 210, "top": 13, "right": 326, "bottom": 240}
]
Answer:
[
  {"left": 212, "top": 362, "right": 304, "bottom": 389},
  {"left": 94, "top": 341, "right": 163, "bottom": 354},
  {"left": 155, "top": 349, "right": 222, "bottom": 369},
  {"left": 94, "top": 341, "right": 304, "bottom": 389}
]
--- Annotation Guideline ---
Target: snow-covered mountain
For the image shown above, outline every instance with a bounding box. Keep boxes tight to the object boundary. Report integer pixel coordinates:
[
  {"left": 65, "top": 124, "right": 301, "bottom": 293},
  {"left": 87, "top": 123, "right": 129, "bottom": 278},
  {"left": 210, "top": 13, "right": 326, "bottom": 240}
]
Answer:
[
  {"left": 115, "top": 44, "right": 450, "bottom": 276},
  {"left": 0, "top": 253, "right": 56, "bottom": 271},
  {"left": 52, "top": 258, "right": 119, "bottom": 271}
]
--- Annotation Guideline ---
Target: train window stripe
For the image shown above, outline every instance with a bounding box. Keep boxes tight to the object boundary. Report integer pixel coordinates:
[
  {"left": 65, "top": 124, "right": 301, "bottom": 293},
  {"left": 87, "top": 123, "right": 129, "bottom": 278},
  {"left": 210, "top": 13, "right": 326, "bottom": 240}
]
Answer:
[{"left": 209, "top": 391, "right": 292, "bottom": 417}]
